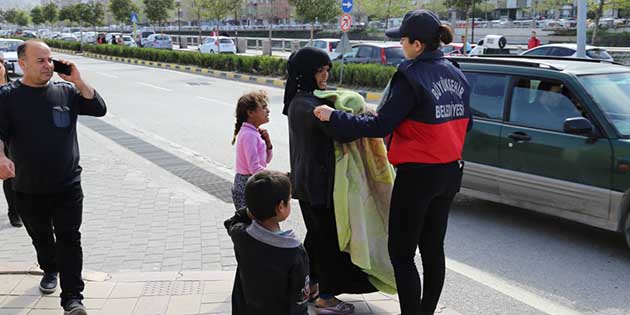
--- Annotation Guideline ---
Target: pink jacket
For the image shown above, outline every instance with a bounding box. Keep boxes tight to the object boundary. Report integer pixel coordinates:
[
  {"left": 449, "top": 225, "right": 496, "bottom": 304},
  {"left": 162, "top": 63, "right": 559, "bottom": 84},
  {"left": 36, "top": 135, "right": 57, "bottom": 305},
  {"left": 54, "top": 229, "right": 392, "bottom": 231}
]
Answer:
[{"left": 235, "top": 122, "right": 272, "bottom": 175}]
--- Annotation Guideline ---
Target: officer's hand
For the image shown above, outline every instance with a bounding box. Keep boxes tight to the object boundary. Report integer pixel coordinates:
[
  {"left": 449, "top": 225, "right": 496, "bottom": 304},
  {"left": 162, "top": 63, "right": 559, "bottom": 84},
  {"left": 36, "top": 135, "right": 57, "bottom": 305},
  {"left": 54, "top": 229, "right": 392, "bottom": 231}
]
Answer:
[
  {"left": 313, "top": 105, "right": 335, "bottom": 122},
  {"left": 0, "top": 156, "right": 15, "bottom": 180},
  {"left": 56, "top": 59, "right": 82, "bottom": 84}
]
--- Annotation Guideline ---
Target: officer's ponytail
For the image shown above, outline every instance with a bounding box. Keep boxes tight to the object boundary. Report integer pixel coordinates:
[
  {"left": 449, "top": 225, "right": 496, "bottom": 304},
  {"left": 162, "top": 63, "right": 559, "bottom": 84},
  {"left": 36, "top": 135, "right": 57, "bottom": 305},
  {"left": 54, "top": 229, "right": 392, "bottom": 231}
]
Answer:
[
  {"left": 438, "top": 25, "right": 454, "bottom": 45},
  {"left": 424, "top": 24, "right": 454, "bottom": 51}
]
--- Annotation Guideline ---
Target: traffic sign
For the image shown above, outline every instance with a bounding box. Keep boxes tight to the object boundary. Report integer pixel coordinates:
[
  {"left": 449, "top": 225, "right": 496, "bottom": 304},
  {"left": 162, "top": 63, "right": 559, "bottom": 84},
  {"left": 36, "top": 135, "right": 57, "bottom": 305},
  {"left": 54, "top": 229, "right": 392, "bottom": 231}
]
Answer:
[
  {"left": 340, "top": 14, "right": 352, "bottom": 33},
  {"left": 130, "top": 12, "right": 138, "bottom": 24},
  {"left": 341, "top": 0, "right": 353, "bottom": 13}
]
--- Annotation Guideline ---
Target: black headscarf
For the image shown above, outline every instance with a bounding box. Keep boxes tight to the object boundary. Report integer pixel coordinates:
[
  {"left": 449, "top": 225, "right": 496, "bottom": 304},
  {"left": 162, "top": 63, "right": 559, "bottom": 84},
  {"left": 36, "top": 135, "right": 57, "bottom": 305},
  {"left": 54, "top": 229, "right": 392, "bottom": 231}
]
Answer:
[{"left": 282, "top": 47, "right": 332, "bottom": 115}]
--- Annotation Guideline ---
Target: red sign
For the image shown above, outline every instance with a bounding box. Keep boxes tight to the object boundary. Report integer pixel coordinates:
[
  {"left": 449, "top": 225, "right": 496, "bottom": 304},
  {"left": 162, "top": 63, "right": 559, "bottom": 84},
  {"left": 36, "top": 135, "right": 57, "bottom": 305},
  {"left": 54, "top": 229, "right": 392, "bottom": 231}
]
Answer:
[{"left": 340, "top": 14, "right": 352, "bottom": 32}]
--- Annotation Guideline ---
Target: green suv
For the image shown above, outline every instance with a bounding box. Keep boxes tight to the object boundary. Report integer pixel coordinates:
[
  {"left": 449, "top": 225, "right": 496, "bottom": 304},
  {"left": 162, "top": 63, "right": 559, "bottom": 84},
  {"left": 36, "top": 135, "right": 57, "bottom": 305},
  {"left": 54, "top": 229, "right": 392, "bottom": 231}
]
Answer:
[{"left": 454, "top": 56, "right": 630, "bottom": 248}]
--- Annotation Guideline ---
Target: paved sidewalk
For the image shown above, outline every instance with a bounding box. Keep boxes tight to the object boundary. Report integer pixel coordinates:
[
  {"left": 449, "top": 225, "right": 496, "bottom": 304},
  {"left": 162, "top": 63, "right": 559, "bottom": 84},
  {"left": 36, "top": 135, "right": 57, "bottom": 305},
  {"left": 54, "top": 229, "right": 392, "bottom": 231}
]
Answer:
[
  {"left": 0, "top": 122, "right": 462, "bottom": 314},
  {"left": 1, "top": 265, "right": 457, "bottom": 315}
]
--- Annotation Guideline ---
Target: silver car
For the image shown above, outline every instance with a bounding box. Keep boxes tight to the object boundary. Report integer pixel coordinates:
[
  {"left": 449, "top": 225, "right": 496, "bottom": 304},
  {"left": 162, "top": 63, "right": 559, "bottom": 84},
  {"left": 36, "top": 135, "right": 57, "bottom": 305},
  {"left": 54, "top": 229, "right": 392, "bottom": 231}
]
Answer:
[
  {"left": 144, "top": 34, "right": 172, "bottom": 50},
  {"left": 521, "top": 44, "right": 614, "bottom": 62}
]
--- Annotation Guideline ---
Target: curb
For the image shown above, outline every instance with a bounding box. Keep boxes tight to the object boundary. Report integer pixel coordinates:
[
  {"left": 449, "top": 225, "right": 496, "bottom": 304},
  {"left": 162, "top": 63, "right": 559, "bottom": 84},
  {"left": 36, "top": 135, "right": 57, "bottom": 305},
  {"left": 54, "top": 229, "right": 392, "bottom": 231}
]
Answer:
[{"left": 52, "top": 48, "right": 384, "bottom": 102}]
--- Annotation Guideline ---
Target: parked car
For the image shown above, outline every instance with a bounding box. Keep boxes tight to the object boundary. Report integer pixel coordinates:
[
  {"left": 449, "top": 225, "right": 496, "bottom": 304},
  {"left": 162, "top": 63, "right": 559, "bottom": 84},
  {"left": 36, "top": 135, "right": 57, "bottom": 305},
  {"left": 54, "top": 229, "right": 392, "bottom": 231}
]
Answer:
[
  {"left": 199, "top": 36, "right": 236, "bottom": 54},
  {"left": 105, "top": 32, "right": 122, "bottom": 44},
  {"left": 0, "top": 39, "right": 24, "bottom": 75},
  {"left": 307, "top": 38, "right": 340, "bottom": 59},
  {"left": 122, "top": 35, "right": 137, "bottom": 47},
  {"left": 521, "top": 44, "right": 614, "bottom": 62},
  {"left": 144, "top": 34, "right": 172, "bottom": 50},
  {"left": 451, "top": 55, "right": 630, "bottom": 248},
  {"left": 59, "top": 33, "right": 79, "bottom": 42},
  {"left": 339, "top": 43, "right": 404, "bottom": 66},
  {"left": 139, "top": 30, "right": 156, "bottom": 47}
]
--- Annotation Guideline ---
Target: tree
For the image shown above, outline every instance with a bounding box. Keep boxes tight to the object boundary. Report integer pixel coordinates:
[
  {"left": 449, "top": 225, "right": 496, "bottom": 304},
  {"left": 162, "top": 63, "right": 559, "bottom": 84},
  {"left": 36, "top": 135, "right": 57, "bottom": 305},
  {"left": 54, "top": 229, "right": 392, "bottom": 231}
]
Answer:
[
  {"left": 359, "top": 0, "right": 415, "bottom": 29},
  {"left": 59, "top": 5, "right": 80, "bottom": 25},
  {"left": 3, "top": 9, "right": 19, "bottom": 25},
  {"left": 288, "top": 0, "right": 340, "bottom": 40},
  {"left": 143, "top": 0, "right": 175, "bottom": 27},
  {"left": 78, "top": 2, "right": 105, "bottom": 28},
  {"left": 589, "top": 0, "right": 630, "bottom": 43},
  {"left": 42, "top": 3, "right": 59, "bottom": 26},
  {"left": 15, "top": 10, "right": 30, "bottom": 27},
  {"left": 110, "top": 0, "right": 139, "bottom": 24},
  {"left": 30, "top": 6, "right": 46, "bottom": 26},
  {"left": 185, "top": 0, "right": 211, "bottom": 44},
  {"left": 226, "top": 0, "right": 243, "bottom": 23},
  {"left": 422, "top": 1, "right": 448, "bottom": 17}
]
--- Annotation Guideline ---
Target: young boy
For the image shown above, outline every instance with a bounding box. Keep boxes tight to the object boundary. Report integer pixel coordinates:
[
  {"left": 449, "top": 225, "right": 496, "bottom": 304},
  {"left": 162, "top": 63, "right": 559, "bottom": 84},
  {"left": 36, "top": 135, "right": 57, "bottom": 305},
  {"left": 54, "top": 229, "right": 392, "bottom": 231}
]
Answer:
[{"left": 224, "top": 170, "right": 310, "bottom": 315}]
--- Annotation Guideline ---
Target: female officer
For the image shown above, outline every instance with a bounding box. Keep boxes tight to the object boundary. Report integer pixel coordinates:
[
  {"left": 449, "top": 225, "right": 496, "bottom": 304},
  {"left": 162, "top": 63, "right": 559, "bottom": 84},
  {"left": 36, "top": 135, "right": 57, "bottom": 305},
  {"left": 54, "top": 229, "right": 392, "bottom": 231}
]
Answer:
[{"left": 313, "top": 10, "right": 471, "bottom": 315}]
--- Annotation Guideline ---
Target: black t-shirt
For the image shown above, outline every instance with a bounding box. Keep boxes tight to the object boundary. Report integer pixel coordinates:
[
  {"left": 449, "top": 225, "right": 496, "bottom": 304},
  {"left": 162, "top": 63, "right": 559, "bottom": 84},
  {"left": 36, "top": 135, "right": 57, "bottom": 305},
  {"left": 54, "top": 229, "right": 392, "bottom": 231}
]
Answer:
[{"left": 0, "top": 80, "right": 107, "bottom": 194}]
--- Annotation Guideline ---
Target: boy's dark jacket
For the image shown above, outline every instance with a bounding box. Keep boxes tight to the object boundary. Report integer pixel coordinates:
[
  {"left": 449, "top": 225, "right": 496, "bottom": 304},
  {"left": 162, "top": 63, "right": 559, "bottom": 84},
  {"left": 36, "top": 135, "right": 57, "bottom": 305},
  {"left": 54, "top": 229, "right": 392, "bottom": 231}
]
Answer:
[{"left": 224, "top": 209, "right": 310, "bottom": 315}]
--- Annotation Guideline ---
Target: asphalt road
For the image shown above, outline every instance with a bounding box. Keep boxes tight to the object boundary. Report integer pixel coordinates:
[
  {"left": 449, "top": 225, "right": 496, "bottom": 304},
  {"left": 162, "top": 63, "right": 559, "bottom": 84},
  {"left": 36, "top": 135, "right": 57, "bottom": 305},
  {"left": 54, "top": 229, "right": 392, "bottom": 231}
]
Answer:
[{"left": 54, "top": 52, "right": 630, "bottom": 315}]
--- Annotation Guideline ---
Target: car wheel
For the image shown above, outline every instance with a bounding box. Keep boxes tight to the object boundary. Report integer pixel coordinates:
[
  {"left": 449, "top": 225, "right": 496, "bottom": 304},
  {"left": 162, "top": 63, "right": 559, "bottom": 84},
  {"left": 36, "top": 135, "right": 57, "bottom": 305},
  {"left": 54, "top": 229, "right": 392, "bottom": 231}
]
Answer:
[{"left": 624, "top": 211, "right": 630, "bottom": 249}]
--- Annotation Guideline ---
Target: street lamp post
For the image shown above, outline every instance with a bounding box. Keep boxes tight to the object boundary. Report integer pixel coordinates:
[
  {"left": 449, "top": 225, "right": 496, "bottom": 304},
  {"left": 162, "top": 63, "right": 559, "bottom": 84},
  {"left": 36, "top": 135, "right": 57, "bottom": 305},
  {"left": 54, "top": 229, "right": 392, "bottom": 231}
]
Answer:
[{"left": 176, "top": 0, "right": 186, "bottom": 48}]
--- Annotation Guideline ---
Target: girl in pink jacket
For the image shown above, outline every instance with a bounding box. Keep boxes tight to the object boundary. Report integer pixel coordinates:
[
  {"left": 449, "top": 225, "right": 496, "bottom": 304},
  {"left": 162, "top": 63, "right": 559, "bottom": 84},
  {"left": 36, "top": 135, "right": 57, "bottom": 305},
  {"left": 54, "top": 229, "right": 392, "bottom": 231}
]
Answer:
[{"left": 231, "top": 91, "right": 273, "bottom": 210}]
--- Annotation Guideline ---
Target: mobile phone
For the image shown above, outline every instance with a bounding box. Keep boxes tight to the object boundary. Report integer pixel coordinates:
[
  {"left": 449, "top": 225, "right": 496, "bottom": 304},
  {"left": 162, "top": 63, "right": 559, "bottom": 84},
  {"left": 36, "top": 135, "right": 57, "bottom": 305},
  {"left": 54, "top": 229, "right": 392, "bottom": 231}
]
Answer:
[{"left": 53, "top": 60, "right": 72, "bottom": 76}]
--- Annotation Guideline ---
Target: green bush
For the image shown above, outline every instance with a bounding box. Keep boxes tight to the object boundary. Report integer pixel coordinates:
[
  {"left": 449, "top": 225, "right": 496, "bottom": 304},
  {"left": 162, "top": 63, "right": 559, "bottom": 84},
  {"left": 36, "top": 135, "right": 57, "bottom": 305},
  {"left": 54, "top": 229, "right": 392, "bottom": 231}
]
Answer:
[
  {"left": 330, "top": 62, "right": 396, "bottom": 89},
  {"left": 41, "top": 39, "right": 394, "bottom": 89}
]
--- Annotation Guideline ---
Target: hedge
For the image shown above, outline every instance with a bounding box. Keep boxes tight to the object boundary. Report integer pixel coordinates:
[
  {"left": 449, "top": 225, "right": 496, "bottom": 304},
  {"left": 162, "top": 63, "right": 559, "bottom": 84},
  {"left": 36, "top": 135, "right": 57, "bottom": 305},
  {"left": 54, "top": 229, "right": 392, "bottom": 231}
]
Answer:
[{"left": 40, "top": 38, "right": 395, "bottom": 89}]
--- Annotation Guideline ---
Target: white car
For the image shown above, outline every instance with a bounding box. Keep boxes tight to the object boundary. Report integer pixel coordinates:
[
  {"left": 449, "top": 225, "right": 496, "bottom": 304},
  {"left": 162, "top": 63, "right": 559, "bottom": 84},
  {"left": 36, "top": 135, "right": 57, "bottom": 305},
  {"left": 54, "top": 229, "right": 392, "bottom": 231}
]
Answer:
[
  {"left": 308, "top": 38, "right": 340, "bottom": 59},
  {"left": 520, "top": 43, "right": 614, "bottom": 62},
  {"left": 199, "top": 36, "right": 236, "bottom": 54},
  {"left": 122, "top": 35, "right": 137, "bottom": 47},
  {"left": 105, "top": 33, "right": 122, "bottom": 44},
  {"left": 0, "top": 39, "right": 24, "bottom": 76}
]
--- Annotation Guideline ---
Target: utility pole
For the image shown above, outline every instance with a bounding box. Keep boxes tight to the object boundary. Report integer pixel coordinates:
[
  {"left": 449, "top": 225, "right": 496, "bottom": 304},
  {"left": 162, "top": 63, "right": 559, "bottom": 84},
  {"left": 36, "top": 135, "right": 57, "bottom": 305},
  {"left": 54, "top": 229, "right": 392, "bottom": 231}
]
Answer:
[
  {"left": 471, "top": 0, "right": 475, "bottom": 43},
  {"left": 576, "top": 0, "right": 586, "bottom": 57}
]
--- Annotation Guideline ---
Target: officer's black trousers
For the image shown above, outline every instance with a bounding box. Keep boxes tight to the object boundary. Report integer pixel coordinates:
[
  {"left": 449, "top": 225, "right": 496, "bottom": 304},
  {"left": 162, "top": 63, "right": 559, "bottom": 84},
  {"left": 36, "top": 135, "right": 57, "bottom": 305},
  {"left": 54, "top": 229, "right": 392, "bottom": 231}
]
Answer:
[
  {"left": 3, "top": 179, "right": 16, "bottom": 215},
  {"left": 16, "top": 183, "right": 85, "bottom": 305},
  {"left": 388, "top": 162, "right": 462, "bottom": 315}
]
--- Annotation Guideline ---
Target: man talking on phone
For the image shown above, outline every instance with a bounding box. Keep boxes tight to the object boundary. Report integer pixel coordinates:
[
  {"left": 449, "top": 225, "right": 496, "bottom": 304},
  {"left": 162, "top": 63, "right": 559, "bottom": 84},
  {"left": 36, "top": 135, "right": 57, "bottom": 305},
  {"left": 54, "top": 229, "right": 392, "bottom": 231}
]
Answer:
[{"left": 0, "top": 40, "right": 106, "bottom": 315}]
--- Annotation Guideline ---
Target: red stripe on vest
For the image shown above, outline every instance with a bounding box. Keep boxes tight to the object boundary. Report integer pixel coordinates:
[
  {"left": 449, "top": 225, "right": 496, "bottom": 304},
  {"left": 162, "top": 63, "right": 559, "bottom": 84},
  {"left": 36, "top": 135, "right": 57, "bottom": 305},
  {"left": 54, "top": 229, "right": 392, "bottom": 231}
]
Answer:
[{"left": 388, "top": 118, "right": 469, "bottom": 165}]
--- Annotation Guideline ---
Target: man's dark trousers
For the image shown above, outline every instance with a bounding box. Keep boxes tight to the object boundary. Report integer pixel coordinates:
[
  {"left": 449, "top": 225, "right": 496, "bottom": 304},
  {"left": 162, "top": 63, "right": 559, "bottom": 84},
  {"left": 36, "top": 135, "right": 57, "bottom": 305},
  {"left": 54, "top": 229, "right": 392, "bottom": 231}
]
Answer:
[{"left": 15, "top": 183, "right": 85, "bottom": 305}]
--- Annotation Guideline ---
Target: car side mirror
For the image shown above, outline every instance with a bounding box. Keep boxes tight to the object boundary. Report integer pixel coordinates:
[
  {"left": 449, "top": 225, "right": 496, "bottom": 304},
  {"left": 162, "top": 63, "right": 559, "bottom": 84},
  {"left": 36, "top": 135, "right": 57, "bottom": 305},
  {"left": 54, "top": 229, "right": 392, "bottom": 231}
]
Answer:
[{"left": 563, "top": 117, "right": 595, "bottom": 137}]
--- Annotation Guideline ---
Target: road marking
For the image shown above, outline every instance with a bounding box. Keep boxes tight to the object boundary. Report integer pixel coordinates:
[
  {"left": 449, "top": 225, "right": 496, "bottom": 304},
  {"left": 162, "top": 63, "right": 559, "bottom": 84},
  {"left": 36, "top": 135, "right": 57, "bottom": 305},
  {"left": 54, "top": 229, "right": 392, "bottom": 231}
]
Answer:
[
  {"left": 136, "top": 82, "right": 172, "bottom": 92},
  {"left": 195, "top": 96, "right": 233, "bottom": 107},
  {"left": 444, "top": 257, "right": 581, "bottom": 315},
  {"left": 96, "top": 72, "right": 119, "bottom": 79}
]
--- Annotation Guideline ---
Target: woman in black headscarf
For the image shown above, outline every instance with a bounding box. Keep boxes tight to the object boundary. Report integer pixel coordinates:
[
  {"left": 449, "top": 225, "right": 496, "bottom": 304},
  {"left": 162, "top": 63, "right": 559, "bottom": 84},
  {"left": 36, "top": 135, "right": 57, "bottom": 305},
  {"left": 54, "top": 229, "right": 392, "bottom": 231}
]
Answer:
[{"left": 283, "top": 47, "right": 375, "bottom": 314}]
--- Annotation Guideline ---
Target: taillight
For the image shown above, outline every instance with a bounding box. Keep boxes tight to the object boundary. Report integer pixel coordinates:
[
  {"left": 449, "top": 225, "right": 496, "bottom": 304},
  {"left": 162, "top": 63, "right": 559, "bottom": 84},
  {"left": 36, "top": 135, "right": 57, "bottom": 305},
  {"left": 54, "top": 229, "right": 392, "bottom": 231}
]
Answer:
[
  {"left": 328, "top": 42, "right": 333, "bottom": 52},
  {"left": 381, "top": 48, "right": 386, "bottom": 65}
]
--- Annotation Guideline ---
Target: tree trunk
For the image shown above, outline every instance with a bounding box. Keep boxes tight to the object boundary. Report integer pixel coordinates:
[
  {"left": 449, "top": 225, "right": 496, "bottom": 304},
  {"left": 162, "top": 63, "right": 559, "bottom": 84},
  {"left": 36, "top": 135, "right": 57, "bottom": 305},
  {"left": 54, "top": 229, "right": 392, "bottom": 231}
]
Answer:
[
  {"left": 310, "top": 21, "right": 314, "bottom": 42},
  {"left": 197, "top": 12, "right": 202, "bottom": 46},
  {"left": 591, "top": 0, "right": 605, "bottom": 45}
]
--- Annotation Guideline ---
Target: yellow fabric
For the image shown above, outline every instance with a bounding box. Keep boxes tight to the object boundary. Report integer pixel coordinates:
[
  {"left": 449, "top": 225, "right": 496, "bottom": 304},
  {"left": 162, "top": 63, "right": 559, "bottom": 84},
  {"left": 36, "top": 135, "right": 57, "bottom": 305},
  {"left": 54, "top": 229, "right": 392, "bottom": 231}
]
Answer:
[{"left": 314, "top": 90, "right": 397, "bottom": 294}]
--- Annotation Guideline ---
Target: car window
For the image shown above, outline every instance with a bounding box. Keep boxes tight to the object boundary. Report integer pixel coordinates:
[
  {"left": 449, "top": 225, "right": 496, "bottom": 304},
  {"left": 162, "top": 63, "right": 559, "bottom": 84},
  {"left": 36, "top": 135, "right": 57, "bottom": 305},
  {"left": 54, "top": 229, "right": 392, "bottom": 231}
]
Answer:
[
  {"left": 385, "top": 47, "right": 404, "bottom": 59},
  {"left": 356, "top": 46, "right": 372, "bottom": 58},
  {"left": 550, "top": 47, "right": 574, "bottom": 56},
  {"left": 524, "top": 47, "right": 551, "bottom": 56},
  {"left": 314, "top": 41, "right": 325, "bottom": 49},
  {"left": 371, "top": 47, "right": 381, "bottom": 59},
  {"left": 0, "top": 41, "right": 21, "bottom": 51},
  {"left": 219, "top": 39, "right": 233, "bottom": 44},
  {"left": 580, "top": 72, "right": 630, "bottom": 136},
  {"left": 330, "top": 42, "right": 338, "bottom": 49},
  {"left": 464, "top": 72, "right": 509, "bottom": 120},
  {"left": 509, "top": 79, "right": 583, "bottom": 132},
  {"left": 586, "top": 49, "right": 612, "bottom": 60}
]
